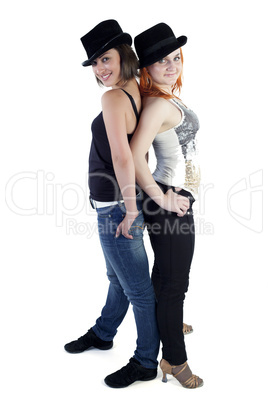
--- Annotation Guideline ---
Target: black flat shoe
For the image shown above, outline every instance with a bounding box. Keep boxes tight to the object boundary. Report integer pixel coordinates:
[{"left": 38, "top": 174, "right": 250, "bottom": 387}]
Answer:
[
  {"left": 104, "top": 358, "right": 157, "bottom": 388},
  {"left": 64, "top": 328, "right": 113, "bottom": 353}
]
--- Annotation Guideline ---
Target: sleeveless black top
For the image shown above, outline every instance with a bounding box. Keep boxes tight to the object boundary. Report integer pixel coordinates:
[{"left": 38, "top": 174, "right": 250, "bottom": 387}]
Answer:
[{"left": 88, "top": 89, "right": 139, "bottom": 202}]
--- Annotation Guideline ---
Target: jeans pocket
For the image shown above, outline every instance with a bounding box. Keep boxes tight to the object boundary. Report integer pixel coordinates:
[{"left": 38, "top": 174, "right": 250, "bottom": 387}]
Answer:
[
  {"left": 97, "top": 205, "right": 117, "bottom": 218},
  {"left": 128, "top": 210, "right": 145, "bottom": 238}
]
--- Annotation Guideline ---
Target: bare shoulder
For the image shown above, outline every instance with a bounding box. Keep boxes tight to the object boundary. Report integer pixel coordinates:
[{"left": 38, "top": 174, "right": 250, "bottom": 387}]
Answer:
[
  {"left": 101, "top": 88, "right": 128, "bottom": 110},
  {"left": 142, "top": 96, "right": 170, "bottom": 113},
  {"left": 141, "top": 97, "right": 170, "bottom": 121},
  {"left": 142, "top": 96, "right": 168, "bottom": 107}
]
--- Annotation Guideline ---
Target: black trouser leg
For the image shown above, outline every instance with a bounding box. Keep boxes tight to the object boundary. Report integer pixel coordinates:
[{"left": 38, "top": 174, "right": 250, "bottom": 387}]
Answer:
[{"left": 143, "top": 185, "right": 195, "bottom": 365}]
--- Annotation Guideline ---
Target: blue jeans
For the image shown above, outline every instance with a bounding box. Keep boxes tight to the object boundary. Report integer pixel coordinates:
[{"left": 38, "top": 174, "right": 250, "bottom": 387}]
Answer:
[{"left": 92, "top": 199, "right": 159, "bottom": 369}]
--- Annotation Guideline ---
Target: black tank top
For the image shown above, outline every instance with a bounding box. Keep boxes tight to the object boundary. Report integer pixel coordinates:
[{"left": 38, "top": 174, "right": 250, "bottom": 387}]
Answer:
[{"left": 88, "top": 89, "right": 139, "bottom": 201}]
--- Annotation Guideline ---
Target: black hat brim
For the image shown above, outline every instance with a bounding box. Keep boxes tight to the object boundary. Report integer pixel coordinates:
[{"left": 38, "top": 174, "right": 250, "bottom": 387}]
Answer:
[
  {"left": 139, "top": 36, "right": 187, "bottom": 69},
  {"left": 82, "top": 33, "right": 132, "bottom": 66}
]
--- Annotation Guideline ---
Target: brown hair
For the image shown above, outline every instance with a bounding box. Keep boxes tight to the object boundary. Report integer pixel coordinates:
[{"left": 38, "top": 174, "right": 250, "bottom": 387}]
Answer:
[
  {"left": 139, "top": 48, "right": 184, "bottom": 99},
  {"left": 96, "top": 44, "right": 139, "bottom": 86}
]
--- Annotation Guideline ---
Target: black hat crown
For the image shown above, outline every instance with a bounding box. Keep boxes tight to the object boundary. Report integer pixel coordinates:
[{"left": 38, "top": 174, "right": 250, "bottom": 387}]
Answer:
[
  {"left": 134, "top": 23, "right": 187, "bottom": 69},
  {"left": 81, "top": 19, "right": 132, "bottom": 67}
]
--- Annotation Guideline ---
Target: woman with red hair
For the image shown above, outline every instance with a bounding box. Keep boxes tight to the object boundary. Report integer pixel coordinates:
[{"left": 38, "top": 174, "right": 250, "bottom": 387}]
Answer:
[{"left": 130, "top": 23, "right": 203, "bottom": 388}]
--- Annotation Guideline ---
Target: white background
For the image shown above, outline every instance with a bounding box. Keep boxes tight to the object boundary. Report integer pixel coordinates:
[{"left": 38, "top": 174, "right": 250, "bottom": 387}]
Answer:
[{"left": 1, "top": 0, "right": 267, "bottom": 401}]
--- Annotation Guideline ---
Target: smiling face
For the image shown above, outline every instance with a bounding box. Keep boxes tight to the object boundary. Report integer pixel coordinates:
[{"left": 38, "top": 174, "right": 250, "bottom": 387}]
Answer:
[
  {"left": 147, "top": 48, "right": 182, "bottom": 92},
  {"left": 91, "top": 48, "right": 122, "bottom": 88}
]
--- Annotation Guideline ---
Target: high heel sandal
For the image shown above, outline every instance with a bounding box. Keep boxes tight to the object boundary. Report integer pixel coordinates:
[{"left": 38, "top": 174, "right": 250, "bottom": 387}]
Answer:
[{"left": 160, "top": 359, "right": 203, "bottom": 389}]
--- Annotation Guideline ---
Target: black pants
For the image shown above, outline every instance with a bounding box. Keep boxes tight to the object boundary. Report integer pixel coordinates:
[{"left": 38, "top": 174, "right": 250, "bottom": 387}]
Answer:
[{"left": 142, "top": 183, "right": 195, "bottom": 365}]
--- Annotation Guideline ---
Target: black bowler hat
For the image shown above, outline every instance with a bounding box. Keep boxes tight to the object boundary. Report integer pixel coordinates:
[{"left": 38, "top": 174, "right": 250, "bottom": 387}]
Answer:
[
  {"left": 134, "top": 23, "right": 187, "bottom": 69},
  {"left": 80, "top": 19, "right": 132, "bottom": 66}
]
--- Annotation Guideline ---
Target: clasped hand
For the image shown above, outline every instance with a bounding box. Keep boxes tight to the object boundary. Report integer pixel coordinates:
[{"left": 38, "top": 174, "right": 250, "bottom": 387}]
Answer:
[
  {"left": 116, "top": 190, "right": 189, "bottom": 239},
  {"left": 163, "top": 189, "right": 190, "bottom": 216}
]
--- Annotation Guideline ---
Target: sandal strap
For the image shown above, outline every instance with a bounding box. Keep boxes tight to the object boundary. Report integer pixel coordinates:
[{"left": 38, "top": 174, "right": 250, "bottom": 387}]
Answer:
[
  {"left": 173, "top": 362, "right": 188, "bottom": 378},
  {"left": 181, "top": 374, "right": 201, "bottom": 388}
]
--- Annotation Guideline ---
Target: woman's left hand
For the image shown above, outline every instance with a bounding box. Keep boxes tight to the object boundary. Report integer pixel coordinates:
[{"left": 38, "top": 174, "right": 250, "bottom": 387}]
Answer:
[{"left": 115, "top": 210, "right": 139, "bottom": 239}]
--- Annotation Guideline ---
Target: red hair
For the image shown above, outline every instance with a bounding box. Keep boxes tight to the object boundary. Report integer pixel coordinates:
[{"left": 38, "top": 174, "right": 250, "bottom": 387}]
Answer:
[{"left": 139, "top": 48, "right": 184, "bottom": 99}]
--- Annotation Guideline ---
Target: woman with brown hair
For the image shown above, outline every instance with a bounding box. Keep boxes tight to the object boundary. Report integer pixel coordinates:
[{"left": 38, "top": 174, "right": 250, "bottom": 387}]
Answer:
[{"left": 64, "top": 19, "right": 164, "bottom": 388}]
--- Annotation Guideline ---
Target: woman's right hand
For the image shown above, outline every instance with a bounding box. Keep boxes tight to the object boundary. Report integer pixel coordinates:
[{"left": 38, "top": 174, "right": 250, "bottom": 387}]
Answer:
[
  {"left": 162, "top": 189, "right": 190, "bottom": 216},
  {"left": 115, "top": 210, "right": 139, "bottom": 239}
]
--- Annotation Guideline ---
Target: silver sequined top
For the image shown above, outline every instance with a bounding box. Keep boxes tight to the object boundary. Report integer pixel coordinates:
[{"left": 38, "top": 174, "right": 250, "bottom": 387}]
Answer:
[{"left": 152, "top": 98, "right": 201, "bottom": 196}]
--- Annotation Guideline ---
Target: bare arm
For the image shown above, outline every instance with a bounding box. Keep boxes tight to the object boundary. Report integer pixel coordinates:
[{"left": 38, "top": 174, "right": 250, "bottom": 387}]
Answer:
[
  {"left": 102, "top": 90, "right": 138, "bottom": 238},
  {"left": 131, "top": 97, "right": 189, "bottom": 215}
]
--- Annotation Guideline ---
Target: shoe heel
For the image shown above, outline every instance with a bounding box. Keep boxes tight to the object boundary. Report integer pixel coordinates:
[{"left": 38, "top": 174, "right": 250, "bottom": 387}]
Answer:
[
  {"left": 162, "top": 372, "right": 168, "bottom": 383},
  {"left": 160, "top": 359, "right": 173, "bottom": 384}
]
